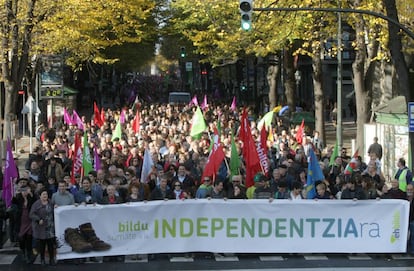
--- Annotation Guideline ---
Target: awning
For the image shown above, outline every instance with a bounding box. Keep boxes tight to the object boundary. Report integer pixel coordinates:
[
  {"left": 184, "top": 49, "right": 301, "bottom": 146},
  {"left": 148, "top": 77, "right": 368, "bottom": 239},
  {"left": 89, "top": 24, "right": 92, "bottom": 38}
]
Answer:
[{"left": 63, "top": 86, "right": 78, "bottom": 96}]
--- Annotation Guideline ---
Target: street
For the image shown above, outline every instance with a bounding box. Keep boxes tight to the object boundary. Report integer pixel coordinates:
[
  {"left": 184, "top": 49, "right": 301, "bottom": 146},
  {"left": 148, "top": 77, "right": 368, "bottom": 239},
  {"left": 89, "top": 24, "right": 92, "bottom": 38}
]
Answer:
[{"left": 1, "top": 251, "right": 414, "bottom": 270}]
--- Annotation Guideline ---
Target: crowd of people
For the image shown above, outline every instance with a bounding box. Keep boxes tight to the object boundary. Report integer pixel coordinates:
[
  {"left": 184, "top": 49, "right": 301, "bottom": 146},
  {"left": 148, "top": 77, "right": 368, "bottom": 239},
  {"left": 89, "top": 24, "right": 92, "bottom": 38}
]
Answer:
[{"left": 1, "top": 100, "right": 413, "bottom": 264}]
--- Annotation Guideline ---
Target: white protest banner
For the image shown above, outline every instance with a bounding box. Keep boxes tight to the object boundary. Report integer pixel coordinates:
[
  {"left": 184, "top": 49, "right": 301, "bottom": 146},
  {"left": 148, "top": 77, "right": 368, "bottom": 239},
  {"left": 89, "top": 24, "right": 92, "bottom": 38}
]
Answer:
[{"left": 54, "top": 199, "right": 409, "bottom": 259}]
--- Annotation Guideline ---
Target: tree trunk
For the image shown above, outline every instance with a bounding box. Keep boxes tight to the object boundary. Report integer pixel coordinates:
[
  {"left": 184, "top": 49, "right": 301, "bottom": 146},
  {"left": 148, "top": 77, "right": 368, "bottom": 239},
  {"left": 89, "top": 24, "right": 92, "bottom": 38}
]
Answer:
[
  {"left": 1, "top": 0, "right": 36, "bottom": 140},
  {"left": 352, "top": 11, "right": 372, "bottom": 152},
  {"left": 382, "top": 0, "right": 410, "bottom": 98},
  {"left": 283, "top": 47, "right": 296, "bottom": 118},
  {"left": 267, "top": 55, "right": 280, "bottom": 109},
  {"left": 3, "top": 81, "right": 18, "bottom": 140},
  {"left": 382, "top": 0, "right": 413, "bottom": 170},
  {"left": 312, "top": 47, "right": 326, "bottom": 145}
]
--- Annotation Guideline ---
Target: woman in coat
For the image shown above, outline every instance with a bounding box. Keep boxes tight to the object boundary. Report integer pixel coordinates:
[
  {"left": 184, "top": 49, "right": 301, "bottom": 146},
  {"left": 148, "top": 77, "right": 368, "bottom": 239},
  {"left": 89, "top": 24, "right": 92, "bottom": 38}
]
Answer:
[{"left": 29, "top": 189, "right": 55, "bottom": 265}]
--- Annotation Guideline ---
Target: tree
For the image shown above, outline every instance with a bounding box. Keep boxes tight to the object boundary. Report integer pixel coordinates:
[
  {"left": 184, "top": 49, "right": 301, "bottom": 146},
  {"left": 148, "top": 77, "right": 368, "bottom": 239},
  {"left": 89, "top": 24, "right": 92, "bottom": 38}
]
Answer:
[{"left": 0, "top": 0, "right": 156, "bottom": 141}]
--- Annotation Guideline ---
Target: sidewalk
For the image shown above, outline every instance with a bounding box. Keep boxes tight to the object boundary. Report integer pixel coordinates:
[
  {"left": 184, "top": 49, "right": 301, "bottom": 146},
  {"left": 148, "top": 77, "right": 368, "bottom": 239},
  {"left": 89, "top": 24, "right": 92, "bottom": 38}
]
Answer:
[{"left": 325, "top": 118, "right": 357, "bottom": 151}]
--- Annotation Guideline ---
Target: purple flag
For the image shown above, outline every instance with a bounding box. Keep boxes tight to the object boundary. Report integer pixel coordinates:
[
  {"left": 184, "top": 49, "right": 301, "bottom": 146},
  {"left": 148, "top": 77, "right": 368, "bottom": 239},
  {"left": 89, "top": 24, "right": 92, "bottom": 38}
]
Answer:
[
  {"left": 93, "top": 145, "right": 101, "bottom": 171},
  {"left": 230, "top": 96, "right": 236, "bottom": 111},
  {"left": 72, "top": 110, "right": 84, "bottom": 130},
  {"left": 120, "top": 109, "right": 126, "bottom": 124},
  {"left": 200, "top": 95, "right": 208, "bottom": 110},
  {"left": 63, "top": 108, "right": 72, "bottom": 125},
  {"left": 3, "top": 138, "right": 18, "bottom": 208},
  {"left": 189, "top": 95, "right": 198, "bottom": 106}
]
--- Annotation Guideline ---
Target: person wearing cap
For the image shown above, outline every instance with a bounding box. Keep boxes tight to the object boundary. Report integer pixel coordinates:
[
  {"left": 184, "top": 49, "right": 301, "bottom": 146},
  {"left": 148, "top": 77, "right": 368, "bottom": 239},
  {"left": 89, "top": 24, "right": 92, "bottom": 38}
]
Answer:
[{"left": 246, "top": 173, "right": 266, "bottom": 199}]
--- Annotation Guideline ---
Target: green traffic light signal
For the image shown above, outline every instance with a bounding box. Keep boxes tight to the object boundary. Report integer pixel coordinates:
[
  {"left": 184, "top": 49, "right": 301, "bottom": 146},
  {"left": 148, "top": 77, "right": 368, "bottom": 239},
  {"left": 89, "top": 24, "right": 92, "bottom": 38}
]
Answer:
[
  {"left": 180, "top": 47, "right": 186, "bottom": 58},
  {"left": 239, "top": 0, "right": 253, "bottom": 31}
]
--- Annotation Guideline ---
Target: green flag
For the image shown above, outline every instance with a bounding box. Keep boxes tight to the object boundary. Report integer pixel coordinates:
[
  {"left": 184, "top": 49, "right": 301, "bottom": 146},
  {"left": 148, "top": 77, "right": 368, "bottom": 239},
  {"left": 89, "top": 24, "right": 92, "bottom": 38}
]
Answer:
[
  {"left": 258, "top": 111, "right": 274, "bottom": 129},
  {"left": 111, "top": 120, "right": 122, "bottom": 142},
  {"left": 329, "top": 141, "right": 339, "bottom": 166},
  {"left": 82, "top": 132, "right": 93, "bottom": 176},
  {"left": 217, "top": 114, "right": 222, "bottom": 137},
  {"left": 190, "top": 106, "right": 207, "bottom": 138},
  {"left": 230, "top": 130, "right": 240, "bottom": 176}
]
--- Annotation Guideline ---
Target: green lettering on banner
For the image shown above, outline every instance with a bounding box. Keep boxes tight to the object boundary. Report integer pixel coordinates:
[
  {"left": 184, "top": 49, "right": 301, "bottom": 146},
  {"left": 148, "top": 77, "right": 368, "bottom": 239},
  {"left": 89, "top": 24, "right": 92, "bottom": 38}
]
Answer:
[
  {"left": 227, "top": 218, "right": 238, "bottom": 237},
  {"left": 154, "top": 219, "right": 158, "bottom": 238},
  {"left": 275, "top": 219, "right": 287, "bottom": 237},
  {"left": 259, "top": 218, "right": 272, "bottom": 237},
  {"left": 241, "top": 218, "right": 255, "bottom": 237},
  {"left": 180, "top": 218, "right": 193, "bottom": 237},
  {"left": 164, "top": 218, "right": 176, "bottom": 237},
  {"left": 211, "top": 218, "right": 224, "bottom": 237},
  {"left": 290, "top": 218, "right": 303, "bottom": 237},
  {"left": 197, "top": 217, "right": 208, "bottom": 237}
]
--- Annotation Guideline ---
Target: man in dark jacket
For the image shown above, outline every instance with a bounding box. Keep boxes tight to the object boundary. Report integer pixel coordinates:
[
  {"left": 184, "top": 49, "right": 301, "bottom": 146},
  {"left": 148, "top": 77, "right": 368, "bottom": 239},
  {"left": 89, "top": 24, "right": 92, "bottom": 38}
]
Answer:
[{"left": 341, "top": 178, "right": 366, "bottom": 200}]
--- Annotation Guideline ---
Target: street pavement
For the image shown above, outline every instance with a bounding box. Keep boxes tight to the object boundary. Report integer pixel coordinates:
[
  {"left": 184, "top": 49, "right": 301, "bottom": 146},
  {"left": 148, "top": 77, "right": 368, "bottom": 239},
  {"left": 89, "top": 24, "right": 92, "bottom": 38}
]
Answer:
[{"left": 1, "top": 251, "right": 414, "bottom": 269}]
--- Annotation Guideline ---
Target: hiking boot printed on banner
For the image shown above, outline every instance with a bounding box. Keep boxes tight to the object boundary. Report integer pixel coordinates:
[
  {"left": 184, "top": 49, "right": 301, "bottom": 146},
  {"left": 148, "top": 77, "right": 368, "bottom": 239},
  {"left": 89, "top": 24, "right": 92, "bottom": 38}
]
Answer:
[
  {"left": 79, "top": 222, "right": 111, "bottom": 251},
  {"left": 64, "top": 228, "right": 93, "bottom": 253}
]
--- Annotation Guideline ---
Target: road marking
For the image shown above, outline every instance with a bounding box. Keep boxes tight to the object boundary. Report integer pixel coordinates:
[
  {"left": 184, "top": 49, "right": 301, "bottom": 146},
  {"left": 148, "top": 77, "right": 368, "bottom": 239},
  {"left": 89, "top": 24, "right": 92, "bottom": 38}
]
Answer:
[
  {"left": 170, "top": 256, "right": 194, "bottom": 262},
  {"left": 347, "top": 254, "right": 372, "bottom": 260},
  {"left": 0, "top": 254, "right": 16, "bottom": 265},
  {"left": 303, "top": 255, "right": 329, "bottom": 260},
  {"left": 259, "top": 255, "right": 284, "bottom": 261}
]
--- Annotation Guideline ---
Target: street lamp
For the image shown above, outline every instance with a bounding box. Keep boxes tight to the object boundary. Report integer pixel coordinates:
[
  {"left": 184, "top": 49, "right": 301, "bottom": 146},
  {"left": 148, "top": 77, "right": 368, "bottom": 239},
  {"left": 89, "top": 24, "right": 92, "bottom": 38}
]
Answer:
[{"left": 337, "top": 0, "right": 343, "bottom": 149}]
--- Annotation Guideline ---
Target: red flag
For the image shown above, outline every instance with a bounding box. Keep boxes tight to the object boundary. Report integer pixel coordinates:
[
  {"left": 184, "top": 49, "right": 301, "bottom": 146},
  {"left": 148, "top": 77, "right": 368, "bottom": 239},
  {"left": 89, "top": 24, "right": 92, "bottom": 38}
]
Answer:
[
  {"left": 71, "top": 133, "right": 82, "bottom": 184},
  {"left": 295, "top": 119, "right": 305, "bottom": 144},
  {"left": 239, "top": 108, "right": 262, "bottom": 187},
  {"left": 201, "top": 127, "right": 225, "bottom": 182},
  {"left": 101, "top": 108, "right": 106, "bottom": 125},
  {"left": 93, "top": 102, "right": 103, "bottom": 128},
  {"left": 132, "top": 109, "right": 140, "bottom": 134},
  {"left": 258, "top": 125, "right": 270, "bottom": 176}
]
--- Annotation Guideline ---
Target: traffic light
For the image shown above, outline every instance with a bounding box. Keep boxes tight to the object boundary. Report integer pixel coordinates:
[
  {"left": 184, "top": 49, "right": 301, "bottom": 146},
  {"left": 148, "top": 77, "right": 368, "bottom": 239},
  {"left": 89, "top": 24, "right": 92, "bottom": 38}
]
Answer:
[
  {"left": 239, "top": 0, "right": 253, "bottom": 31},
  {"left": 180, "top": 47, "right": 186, "bottom": 58}
]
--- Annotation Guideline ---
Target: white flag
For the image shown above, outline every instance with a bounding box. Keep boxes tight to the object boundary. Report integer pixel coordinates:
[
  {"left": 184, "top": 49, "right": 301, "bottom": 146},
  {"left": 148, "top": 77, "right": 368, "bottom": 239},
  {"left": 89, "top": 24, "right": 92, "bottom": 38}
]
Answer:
[{"left": 140, "top": 148, "right": 154, "bottom": 183}]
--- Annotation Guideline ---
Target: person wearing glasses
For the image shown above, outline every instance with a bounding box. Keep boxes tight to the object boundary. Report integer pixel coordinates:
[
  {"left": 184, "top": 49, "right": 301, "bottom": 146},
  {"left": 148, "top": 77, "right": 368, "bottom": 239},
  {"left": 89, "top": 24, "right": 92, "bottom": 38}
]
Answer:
[
  {"left": 195, "top": 177, "right": 213, "bottom": 199},
  {"left": 227, "top": 175, "right": 246, "bottom": 199},
  {"left": 172, "top": 182, "right": 189, "bottom": 200}
]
